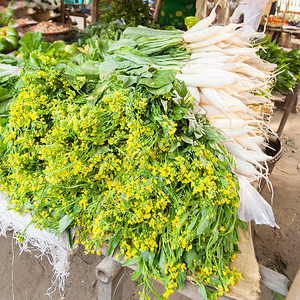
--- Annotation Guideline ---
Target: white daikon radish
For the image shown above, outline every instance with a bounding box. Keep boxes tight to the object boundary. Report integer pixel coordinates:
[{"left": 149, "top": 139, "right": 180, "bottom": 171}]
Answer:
[
  {"left": 200, "top": 88, "right": 228, "bottom": 113},
  {"left": 188, "top": 32, "right": 236, "bottom": 50},
  {"left": 186, "top": 4, "right": 217, "bottom": 34},
  {"left": 226, "top": 34, "right": 251, "bottom": 46},
  {"left": 219, "top": 47, "right": 258, "bottom": 56},
  {"left": 234, "top": 157, "right": 261, "bottom": 177},
  {"left": 216, "top": 41, "right": 237, "bottom": 49},
  {"left": 180, "top": 66, "right": 245, "bottom": 81},
  {"left": 201, "top": 104, "right": 226, "bottom": 117},
  {"left": 244, "top": 57, "right": 277, "bottom": 72},
  {"left": 186, "top": 55, "right": 238, "bottom": 64},
  {"left": 217, "top": 89, "right": 263, "bottom": 119},
  {"left": 211, "top": 119, "right": 246, "bottom": 129},
  {"left": 176, "top": 73, "right": 241, "bottom": 88},
  {"left": 189, "top": 51, "right": 229, "bottom": 58},
  {"left": 248, "top": 150, "right": 271, "bottom": 162},
  {"left": 234, "top": 63, "right": 270, "bottom": 79},
  {"left": 234, "top": 92, "right": 271, "bottom": 104},
  {"left": 183, "top": 25, "right": 224, "bottom": 43},
  {"left": 185, "top": 61, "right": 239, "bottom": 72},
  {"left": 188, "top": 45, "right": 222, "bottom": 53},
  {"left": 225, "top": 142, "right": 260, "bottom": 166},
  {"left": 221, "top": 126, "right": 255, "bottom": 138},
  {"left": 225, "top": 141, "right": 268, "bottom": 170},
  {"left": 235, "top": 135, "right": 262, "bottom": 152},
  {"left": 248, "top": 135, "right": 265, "bottom": 145}
]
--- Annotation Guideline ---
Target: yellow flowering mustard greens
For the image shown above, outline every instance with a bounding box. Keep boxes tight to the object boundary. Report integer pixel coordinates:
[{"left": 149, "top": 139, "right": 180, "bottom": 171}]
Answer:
[{"left": 0, "top": 52, "right": 246, "bottom": 299}]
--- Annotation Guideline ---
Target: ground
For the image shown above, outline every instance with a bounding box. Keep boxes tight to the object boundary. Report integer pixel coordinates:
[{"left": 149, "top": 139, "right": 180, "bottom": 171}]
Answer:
[{"left": 0, "top": 108, "right": 299, "bottom": 300}]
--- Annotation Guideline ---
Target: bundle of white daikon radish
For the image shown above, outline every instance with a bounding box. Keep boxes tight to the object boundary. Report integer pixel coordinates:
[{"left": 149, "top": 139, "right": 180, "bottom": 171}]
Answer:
[{"left": 177, "top": 6, "right": 277, "bottom": 227}]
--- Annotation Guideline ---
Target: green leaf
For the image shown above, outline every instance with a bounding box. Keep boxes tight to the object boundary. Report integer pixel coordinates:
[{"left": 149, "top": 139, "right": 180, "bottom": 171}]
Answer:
[
  {"left": 0, "top": 86, "right": 12, "bottom": 102},
  {"left": 197, "top": 215, "right": 210, "bottom": 235},
  {"left": 108, "top": 39, "right": 137, "bottom": 52},
  {"left": 159, "top": 249, "right": 166, "bottom": 274},
  {"left": 208, "top": 227, "right": 219, "bottom": 248},
  {"left": 105, "top": 230, "right": 123, "bottom": 256},
  {"left": 187, "top": 215, "right": 199, "bottom": 232},
  {"left": 183, "top": 249, "right": 197, "bottom": 271},
  {"left": 99, "top": 57, "right": 117, "bottom": 78},
  {"left": 140, "top": 249, "right": 155, "bottom": 264},
  {"left": 170, "top": 105, "right": 188, "bottom": 121},
  {"left": 58, "top": 215, "right": 73, "bottom": 236},
  {"left": 123, "top": 255, "right": 141, "bottom": 266},
  {"left": 198, "top": 284, "right": 208, "bottom": 300},
  {"left": 19, "top": 32, "right": 43, "bottom": 54},
  {"left": 117, "top": 75, "right": 139, "bottom": 88},
  {"left": 138, "top": 69, "right": 177, "bottom": 89},
  {"left": 181, "top": 133, "right": 194, "bottom": 145},
  {"left": 149, "top": 251, "right": 155, "bottom": 267},
  {"left": 131, "top": 262, "right": 143, "bottom": 281},
  {"left": 145, "top": 83, "right": 173, "bottom": 95},
  {"left": 176, "top": 269, "right": 187, "bottom": 292},
  {"left": 174, "top": 79, "right": 188, "bottom": 98},
  {"left": 78, "top": 60, "right": 101, "bottom": 75}
]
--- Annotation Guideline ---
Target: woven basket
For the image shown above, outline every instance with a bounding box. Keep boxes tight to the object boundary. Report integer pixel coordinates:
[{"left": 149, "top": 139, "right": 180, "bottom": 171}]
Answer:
[{"left": 258, "top": 135, "right": 283, "bottom": 192}]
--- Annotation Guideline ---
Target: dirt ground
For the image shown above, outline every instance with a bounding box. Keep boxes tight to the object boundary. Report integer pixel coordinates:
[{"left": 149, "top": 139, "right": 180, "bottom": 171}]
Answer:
[{"left": 0, "top": 107, "right": 299, "bottom": 300}]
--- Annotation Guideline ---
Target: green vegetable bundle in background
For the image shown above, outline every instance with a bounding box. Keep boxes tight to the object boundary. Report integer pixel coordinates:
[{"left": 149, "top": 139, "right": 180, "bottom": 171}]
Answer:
[{"left": 255, "top": 35, "right": 300, "bottom": 93}]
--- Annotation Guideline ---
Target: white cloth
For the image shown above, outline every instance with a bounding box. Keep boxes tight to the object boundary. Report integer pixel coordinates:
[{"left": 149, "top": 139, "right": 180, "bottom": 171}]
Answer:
[{"left": 0, "top": 192, "right": 71, "bottom": 297}]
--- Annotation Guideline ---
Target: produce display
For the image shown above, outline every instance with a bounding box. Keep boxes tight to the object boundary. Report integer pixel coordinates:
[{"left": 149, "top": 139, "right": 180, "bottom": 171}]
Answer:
[
  {"left": 261, "top": 15, "right": 289, "bottom": 26},
  {"left": 0, "top": 26, "right": 19, "bottom": 53},
  {"left": 30, "top": 21, "right": 72, "bottom": 34},
  {"left": 0, "top": 6, "right": 278, "bottom": 300}
]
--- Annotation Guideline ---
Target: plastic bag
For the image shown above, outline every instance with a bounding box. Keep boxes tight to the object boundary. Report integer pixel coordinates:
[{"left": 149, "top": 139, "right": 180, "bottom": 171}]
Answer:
[
  {"left": 237, "top": 174, "right": 276, "bottom": 227},
  {"left": 231, "top": 0, "right": 270, "bottom": 31}
]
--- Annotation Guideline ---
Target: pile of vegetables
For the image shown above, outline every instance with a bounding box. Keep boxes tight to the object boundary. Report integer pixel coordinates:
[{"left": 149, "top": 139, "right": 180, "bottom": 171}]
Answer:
[
  {"left": 0, "top": 26, "right": 19, "bottom": 54},
  {"left": 255, "top": 35, "right": 300, "bottom": 93},
  {"left": 175, "top": 8, "right": 276, "bottom": 226},
  {"left": 0, "top": 7, "right": 277, "bottom": 300}
]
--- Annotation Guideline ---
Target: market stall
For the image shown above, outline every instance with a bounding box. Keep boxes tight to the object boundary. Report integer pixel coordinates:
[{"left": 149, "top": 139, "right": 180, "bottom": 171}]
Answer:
[{"left": 0, "top": 1, "right": 298, "bottom": 299}]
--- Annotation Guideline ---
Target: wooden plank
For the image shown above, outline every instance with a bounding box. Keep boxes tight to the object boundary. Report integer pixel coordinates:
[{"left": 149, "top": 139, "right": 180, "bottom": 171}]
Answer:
[
  {"left": 259, "top": 265, "right": 290, "bottom": 296},
  {"left": 97, "top": 226, "right": 260, "bottom": 300},
  {"left": 286, "top": 268, "right": 300, "bottom": 300}
]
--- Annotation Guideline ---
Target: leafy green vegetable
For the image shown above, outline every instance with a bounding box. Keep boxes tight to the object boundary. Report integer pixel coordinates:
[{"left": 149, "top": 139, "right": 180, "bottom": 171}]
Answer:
[
  {"left": 184, "top": 16, "right": 200, "bottom": 30},
  {"left": 254, "top": 36, "right": 299, "bottom": 93},
  {"left": 100, "top": 0, "right": 152, "bottom": 27}
]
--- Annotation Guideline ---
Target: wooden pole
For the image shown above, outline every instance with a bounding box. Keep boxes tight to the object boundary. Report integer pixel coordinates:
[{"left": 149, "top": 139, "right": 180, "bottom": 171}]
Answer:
[
  {"left": 60, "top": 0, "right": 65, "bottom": 23},
  {"left": 91, "top": 0, "right": 98, "bottom": 24},
  {"left": 277, "top": 82, "right": 299, "bottom": 136}
]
